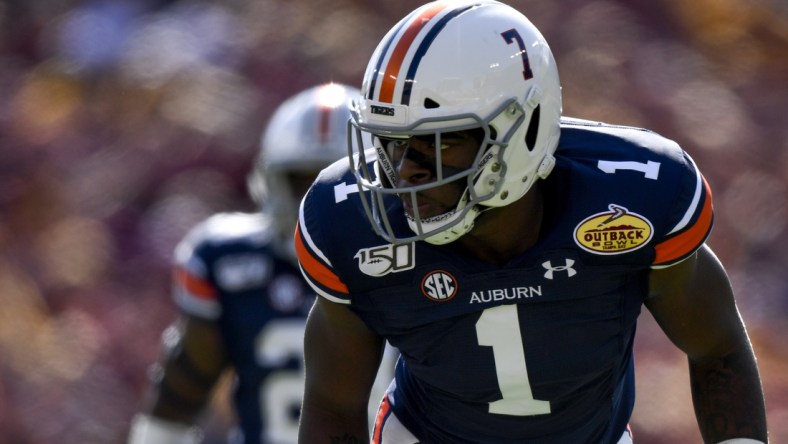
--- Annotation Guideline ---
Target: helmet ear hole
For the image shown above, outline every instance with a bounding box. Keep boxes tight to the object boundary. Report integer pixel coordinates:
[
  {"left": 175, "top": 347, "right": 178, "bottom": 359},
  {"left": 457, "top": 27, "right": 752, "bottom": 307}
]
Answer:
[
  {"left": 424, "top": 97, "right": 441, "bottom": 109},
  {"left": 524, "top": 105, "right": 541, "bottom": 151}
]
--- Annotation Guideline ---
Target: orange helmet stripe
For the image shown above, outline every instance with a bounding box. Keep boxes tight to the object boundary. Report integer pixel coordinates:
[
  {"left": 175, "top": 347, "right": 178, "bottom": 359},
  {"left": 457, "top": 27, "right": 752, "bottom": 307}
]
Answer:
[{"left": 378, "top": 2, "right": 448, "bottom": 103}]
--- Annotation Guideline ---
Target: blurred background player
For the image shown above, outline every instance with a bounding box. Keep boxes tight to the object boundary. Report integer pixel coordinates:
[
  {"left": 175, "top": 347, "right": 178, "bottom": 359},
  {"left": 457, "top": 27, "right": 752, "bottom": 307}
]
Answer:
[{"left": 127, "top": 83, "right": 394, "bottom": 444}]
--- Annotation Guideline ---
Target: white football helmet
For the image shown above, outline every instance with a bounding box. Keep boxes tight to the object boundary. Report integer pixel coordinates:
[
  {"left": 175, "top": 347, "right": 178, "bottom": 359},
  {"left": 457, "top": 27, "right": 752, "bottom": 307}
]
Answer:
[
  {"left": 248, "top": 83, "right": 359, "bottom": 243},
  {"left": 349, "top": 0, "right": 562, "bottom": 245}
]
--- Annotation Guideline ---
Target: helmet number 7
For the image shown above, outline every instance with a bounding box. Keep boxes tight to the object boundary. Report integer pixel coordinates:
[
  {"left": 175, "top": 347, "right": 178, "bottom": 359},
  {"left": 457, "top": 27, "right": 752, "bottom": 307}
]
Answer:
[
  {"left": 501, "top": 29, "right": 534, "bottom": 81},
  {"left": 476, "top": 304, "right": 551, "bottom": 416}
]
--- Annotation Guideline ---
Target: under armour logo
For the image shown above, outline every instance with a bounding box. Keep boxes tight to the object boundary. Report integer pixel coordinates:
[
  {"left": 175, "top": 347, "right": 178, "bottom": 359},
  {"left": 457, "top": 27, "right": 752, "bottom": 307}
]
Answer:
[{"left": 542, "top": 259, "right": 577, "bottom": 280}]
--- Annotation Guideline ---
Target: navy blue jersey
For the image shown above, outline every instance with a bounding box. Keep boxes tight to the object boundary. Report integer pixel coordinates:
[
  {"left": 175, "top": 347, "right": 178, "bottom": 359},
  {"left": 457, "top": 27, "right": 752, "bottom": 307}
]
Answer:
[
  {"left": 174, "top": 213, "right": 396, "bottom": 443},
  {"left": 173, "top": 213, "right": 314, "bottom": 444},
  {"left": 296, "top": 118, "right": 713, "bottom": 443}
]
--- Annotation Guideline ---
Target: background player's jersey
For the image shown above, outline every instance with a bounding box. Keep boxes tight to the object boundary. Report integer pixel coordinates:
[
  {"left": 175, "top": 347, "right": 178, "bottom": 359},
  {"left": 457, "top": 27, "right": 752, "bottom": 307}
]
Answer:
[
  {"left": 174, "top": 213, "right": 397, "bottom": 443},
  {"left": 174, "top": 212, "right": 313, "bottom": 444},
  {"left": 296, "top": 118, "right": 713, "bottom": 443}
]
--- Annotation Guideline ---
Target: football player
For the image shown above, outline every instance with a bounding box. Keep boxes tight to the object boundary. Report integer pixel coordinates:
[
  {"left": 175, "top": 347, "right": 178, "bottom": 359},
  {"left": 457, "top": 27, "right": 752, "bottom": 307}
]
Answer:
[
  {"left": 128, "top": 83, "right": 395, "bottom": 444},
  {"left": 295, "top": 1, "right": 769, "bottom": 443}
]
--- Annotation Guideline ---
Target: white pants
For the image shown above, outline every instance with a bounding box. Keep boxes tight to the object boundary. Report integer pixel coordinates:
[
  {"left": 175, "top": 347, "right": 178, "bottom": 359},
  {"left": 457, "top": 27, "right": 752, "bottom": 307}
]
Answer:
[{"left": 372, "top": 399, "right": 634, "bottom": 444}]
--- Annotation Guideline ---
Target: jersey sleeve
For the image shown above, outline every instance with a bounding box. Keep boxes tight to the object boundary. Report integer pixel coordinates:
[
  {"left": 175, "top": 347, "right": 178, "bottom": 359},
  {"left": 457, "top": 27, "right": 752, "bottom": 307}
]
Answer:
[
  {"left": 295, "top": 182, "right": 352, "bottom": 305},
  {"left": 171, "top": 222, "right": 222, "bottom": 319},
  {"left": 651, "top": 151, "right": 714, "bottom": 269},
  {"left": 295, "top": 221, "right": 351, "bottom": 304}
]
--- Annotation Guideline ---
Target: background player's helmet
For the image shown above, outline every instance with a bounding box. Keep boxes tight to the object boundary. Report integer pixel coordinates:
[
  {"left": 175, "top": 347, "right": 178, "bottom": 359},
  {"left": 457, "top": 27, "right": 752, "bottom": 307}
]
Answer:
[
  {"left": 349, "top": 0, "right": 562, "bottom": 245},
  {"left": 248, "top": 83, "right": 359, "bottom": 242}
]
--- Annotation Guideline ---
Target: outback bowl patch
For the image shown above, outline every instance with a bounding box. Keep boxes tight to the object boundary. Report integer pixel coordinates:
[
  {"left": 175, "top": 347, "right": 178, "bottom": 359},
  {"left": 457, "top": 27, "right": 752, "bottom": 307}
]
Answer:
[{"left": 574, "top": 204, "right": 653, "bottom": 255}]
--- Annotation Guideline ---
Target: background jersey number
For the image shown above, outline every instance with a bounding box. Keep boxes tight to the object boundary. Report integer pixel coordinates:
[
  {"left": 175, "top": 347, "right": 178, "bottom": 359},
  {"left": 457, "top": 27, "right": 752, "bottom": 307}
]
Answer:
[
  {"left": 476, "top": 304, "right": 551, "bottom": 416},
  {"left": 256, "top": 320, "right": 305, "bottom": 443},
  {"left": 256, "top": 320, "right": 398, "bottom": 441}
]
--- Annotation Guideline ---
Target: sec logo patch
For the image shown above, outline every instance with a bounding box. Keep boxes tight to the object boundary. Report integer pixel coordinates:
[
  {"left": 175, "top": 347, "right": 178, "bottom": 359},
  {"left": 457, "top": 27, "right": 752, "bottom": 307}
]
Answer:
[
  {"left": 421, "top": 270, "right": 458, "bottom": 302},
  {"left": 574, "top": 204, "right": 653, "bottom": 255}
]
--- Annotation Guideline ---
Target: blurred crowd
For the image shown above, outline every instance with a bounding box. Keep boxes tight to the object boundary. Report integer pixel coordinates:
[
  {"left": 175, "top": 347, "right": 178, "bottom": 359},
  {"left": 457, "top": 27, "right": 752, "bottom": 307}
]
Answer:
[{"left": 0, "top": 0, "right": 786, "bottom": 443}]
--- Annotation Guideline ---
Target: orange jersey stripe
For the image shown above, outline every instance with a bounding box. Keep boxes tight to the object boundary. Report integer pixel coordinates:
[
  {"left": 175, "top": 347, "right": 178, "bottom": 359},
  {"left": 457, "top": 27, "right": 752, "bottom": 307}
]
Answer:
[
  {"left": 371, "top": 394, "right": 392, "bottom": 444},
  {"left": 174, "top": 267, "right": 216, "bottom": 300},
  {"left": 378, "top": 2, "right": 448, "bottom": 103},
  {"left": 294, "top": 223, "right": 349, "bottom": 294},
  {"left": 654, "top": 177, "right": 713, "bottom": 265}
]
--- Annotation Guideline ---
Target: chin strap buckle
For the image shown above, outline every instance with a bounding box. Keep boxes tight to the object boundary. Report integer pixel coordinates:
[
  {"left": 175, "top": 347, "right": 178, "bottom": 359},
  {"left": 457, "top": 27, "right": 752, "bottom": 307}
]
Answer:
[{"left": 536, "top": 154, "right": 555, "bottom": 179}]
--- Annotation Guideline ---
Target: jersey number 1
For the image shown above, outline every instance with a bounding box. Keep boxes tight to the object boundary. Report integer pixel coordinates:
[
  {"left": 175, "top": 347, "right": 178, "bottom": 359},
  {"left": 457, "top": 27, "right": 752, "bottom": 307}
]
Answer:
[{"left": 476, "top": 304, "right": 551, "bottom": 416}]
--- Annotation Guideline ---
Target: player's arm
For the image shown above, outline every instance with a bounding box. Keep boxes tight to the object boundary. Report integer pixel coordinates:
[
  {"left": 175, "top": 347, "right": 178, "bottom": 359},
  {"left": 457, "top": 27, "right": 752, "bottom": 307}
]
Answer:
[
  {"left": 298, "top": 296, "right": 386, "bottom": 443},
  {"left": 128, "top": 314, "right": 230, "bottom": 444},
  {"left": 646, "top": 244, "right": 768, "bottom": 444}
]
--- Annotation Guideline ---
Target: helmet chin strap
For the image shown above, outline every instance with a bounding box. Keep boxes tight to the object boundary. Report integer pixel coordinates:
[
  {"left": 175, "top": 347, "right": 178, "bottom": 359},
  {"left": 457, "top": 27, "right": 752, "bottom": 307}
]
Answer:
[
  {"left": 407, "top": 182, "right": 483, "bottom": 245},
  {"left": 408, "top": 204, "right": 481, "bottom": 245}
]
